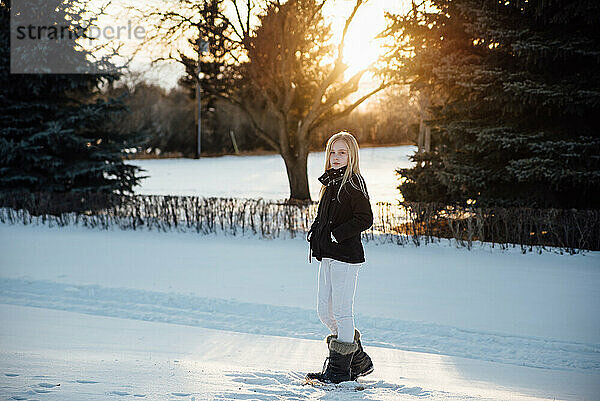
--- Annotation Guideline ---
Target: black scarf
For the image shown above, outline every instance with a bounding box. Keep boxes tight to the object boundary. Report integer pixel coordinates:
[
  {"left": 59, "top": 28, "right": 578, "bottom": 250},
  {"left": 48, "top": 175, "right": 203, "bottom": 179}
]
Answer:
[{"left": 318, "top": 165, "right": 347, "bottom": 187}]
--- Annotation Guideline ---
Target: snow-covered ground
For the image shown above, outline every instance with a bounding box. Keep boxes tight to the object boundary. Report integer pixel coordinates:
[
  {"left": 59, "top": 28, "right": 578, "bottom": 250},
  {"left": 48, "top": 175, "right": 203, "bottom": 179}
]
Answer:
[
  {"left": 2, "top": 303, "right": 597, "bottom": 401},
  {"left": 1, "top": 146, "right": 599, "bottom": 400}
]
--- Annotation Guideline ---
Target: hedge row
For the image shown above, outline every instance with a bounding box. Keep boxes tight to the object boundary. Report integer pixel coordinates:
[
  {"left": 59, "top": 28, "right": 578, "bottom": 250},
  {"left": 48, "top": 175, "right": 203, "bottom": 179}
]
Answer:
[{"left": 0, "top": 191, "right": 597, "bottom": 254}]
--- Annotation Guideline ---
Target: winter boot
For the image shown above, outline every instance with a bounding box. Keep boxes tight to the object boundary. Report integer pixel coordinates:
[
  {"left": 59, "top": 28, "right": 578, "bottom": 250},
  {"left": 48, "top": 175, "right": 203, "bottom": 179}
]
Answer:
[
  {"left": 349, "top": 329, "right": 374, "bottom": 380},
  {"left": 305, "top": 334, "right": 337, "bottom": 381},
  {"left": 312, "top": 330, "right": 373, "bottom": 381},
  {"left": 327, "top": 328, "right": 374, "bottom": 380},
  {"left": 305, "top": 337, "right": 358, "bottom": 384}
]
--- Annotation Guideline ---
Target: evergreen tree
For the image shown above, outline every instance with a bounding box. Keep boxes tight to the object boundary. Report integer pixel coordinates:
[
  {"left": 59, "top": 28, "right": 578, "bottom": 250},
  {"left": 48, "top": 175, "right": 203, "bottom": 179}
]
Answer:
[
  {"left": 0, "top": 0, "right": 147, "bottom": 207},
  {"left": 382, "top": 0, "right": 600, "bottom": 208}
]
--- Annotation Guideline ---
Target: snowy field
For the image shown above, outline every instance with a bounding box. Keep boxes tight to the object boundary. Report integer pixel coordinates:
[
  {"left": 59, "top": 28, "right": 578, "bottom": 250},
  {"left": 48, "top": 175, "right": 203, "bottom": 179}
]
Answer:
[
  {"left": 1, "top": 146, "right": 599, "bottom": 400},
  {"left": 125, "top": 145, "right": 415, "bottom": 202}
]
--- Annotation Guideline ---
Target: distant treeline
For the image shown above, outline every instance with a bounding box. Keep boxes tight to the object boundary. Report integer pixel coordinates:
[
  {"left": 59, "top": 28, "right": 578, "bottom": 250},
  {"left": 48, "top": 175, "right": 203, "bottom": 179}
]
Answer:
[
  {"left": 0, "top": 191, "right": 597, "bottom": 254},
  {"left": 102, "top": 81, "right": 418, "bottom": 158}
]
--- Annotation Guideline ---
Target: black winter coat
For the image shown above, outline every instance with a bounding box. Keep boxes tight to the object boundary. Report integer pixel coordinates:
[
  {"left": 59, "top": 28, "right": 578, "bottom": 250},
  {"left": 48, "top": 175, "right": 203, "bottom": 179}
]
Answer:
[{"left": 307, "top": 166, "right": 373, "bottom": 264}]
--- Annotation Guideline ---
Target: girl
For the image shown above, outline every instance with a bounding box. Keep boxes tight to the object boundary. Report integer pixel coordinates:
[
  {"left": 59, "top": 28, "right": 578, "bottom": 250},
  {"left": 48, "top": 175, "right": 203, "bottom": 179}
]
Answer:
[{"left": 305, "top": 132, "right": 374, "bottom": 384}]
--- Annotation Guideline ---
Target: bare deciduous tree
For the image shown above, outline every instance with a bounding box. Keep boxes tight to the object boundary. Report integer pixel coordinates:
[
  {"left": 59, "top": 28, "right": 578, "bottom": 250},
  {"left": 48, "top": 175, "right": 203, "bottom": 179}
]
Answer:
[{"left": 131, "top": 0, "right": 394, "bottom": 202}]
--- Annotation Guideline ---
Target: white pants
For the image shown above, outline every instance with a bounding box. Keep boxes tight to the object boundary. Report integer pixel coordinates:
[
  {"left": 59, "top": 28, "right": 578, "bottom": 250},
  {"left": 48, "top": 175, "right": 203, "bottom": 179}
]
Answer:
[{"left": 316, "top": 257, "right": 362, "bottom": 343}]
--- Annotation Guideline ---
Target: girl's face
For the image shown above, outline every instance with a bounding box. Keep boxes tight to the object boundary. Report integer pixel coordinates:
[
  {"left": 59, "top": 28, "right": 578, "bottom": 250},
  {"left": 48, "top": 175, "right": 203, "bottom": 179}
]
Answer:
[{"left": 329, "top": 139, "right": 349, "bottom": 169}]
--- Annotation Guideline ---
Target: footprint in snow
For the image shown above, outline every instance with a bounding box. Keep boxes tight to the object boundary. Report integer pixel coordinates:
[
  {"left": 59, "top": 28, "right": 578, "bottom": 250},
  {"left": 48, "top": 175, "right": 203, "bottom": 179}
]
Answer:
[
  {"left": 37, "top": 382, "right": 60, "bottom": 388},
  {"left": 109, "top": 390, "right": 131, "bottom": 396},
  {"left": 76, "top": 379, "right": 99, "bottom": 384},
  {"left": 30, "top": 382, "right": 60, "bottom": 394},
  {"left": 232, "top": 376, "right": 280, "bottom": 386},
  {"left": 224, "top": 372, "right": 254, "bottom": 378},
  {"left": 296, "top": 376, "right": 432, "bottom": 398},
  {"left": 4, "top": 373, "right": 19, "bottom": 377},
  {"left": 223, "top": 370, "right": 304, "bottom": 400},
  {"left": 171, "top": 392, "right": 191, "bottom": 397},
  {"left": 348, "top": 379, "right": 432, "bottom": 397},
  {"left": 252, "top": 371, "right": 290, "bottom": 383},
  {"left": 228, "top": 370, "right": 293, "bottom": 386},
  {"left": 215, "top": 394, "right": 279, "bottom": 401}
]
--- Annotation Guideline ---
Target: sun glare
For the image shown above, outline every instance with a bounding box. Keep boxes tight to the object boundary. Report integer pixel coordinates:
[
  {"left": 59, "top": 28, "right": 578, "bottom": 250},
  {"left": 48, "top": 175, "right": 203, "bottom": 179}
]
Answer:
[{"left": 325, "top": 1, "right": 409, "bottom": 79}]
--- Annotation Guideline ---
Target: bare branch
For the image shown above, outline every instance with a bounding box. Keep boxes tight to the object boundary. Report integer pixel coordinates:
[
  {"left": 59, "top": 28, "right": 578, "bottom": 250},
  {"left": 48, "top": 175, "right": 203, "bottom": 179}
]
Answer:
[
  {"left": 313, "top": 81, "right": 393, "bottom": 129},
  {"left": 336, "top": 0, "right": 362, "bottom": 64},
  {"left": 318, "top": 68, "right": 368, "bottom": 111},
  {"left": 302, "top": 0, "right": 366, "bottom": 132},
  {"left": 230, "top": 0, "right": 254, "bottom": 40}
]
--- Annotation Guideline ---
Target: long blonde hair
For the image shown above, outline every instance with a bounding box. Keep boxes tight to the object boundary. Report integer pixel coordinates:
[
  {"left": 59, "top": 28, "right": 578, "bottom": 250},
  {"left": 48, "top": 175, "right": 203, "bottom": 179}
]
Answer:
[{"left": 318, "top": 131, "right": 369, "bottom": 202}]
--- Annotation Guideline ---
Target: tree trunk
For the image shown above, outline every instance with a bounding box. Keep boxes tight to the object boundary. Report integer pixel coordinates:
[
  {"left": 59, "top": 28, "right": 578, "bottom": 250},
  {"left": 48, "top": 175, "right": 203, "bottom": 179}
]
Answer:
[
  {"left": 418, "top": 91, "right": 431, "bottom": 153},
  {"left": 282, "top": 150, "right": 311, "bottom": 203}
]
